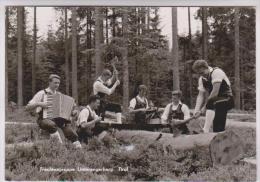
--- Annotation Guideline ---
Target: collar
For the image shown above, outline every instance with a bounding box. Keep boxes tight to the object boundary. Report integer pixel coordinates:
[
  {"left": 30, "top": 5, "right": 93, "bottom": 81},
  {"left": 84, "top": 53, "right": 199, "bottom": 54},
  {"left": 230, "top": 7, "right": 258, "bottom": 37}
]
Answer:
[
  {"left": 172, "top": 101, "right": 182, "bottom": 106},
  {"left": 97, "top": 77, "right": 105, "bottom": 84},
  {"left": 209, "top": 66, "right": 213, "bottom": 73},
  {"left": 137, "top": 95, "right": 146, "bottom": 102},
  {"left": 46, "top": 87, "right": 57, "bottom": 94}
]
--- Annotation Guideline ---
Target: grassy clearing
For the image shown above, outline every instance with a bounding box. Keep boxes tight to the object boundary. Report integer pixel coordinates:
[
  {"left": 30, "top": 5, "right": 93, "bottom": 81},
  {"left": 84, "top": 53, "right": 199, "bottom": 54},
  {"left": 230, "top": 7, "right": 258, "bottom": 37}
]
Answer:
[
  {"left": 5, "top": 108, "right": 256, "bottom": 181},
  {"left": 5, "top": 137, "right": 256, "bottom": 181}
]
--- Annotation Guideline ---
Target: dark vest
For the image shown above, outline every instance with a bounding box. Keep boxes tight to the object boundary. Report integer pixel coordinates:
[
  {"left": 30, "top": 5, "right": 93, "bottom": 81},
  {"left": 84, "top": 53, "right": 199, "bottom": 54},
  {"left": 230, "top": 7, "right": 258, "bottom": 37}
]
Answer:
[
  {"left": 168, "top": 103, "right": 189, "bottom": 135},
  {"left": 168, "top": 103, "right": 184, "bottom": 122},
  {"left": 86, "top": 107, "right": 94, "bottom": 122},
  {"left": 133, "top": 97, "right": 148, "bottom": 124},
  {"left": 201, "top": 67, "right": 233, "bottom": 97},
  {"left": 134, "top": 97, "right": 148, "bottom": 109}
]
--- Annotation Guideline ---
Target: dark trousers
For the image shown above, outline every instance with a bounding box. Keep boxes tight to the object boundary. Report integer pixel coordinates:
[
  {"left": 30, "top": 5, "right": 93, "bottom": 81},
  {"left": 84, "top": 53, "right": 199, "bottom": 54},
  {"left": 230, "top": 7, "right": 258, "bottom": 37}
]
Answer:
[
  {"left": 37, "top": 117, "right": 78, "bottom": 142},
  {"left": 206, "top": 96, "right": 234, "bottom": 132},
  {"left": 97, "top": 100, "right": 122, "bottom": 120},
  {"left": 76, "top": 124, "right": 105, "bottom": 143}
]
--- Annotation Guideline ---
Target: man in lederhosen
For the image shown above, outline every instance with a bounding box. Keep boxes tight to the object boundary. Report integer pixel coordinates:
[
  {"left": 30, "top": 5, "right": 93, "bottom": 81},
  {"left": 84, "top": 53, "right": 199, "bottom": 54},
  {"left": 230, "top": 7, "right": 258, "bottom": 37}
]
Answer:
[
  {"left": 93, "top": 69, "right": 122, "bottom": 123},
  {"left": 129, "top": 85, "right": 150, "bottom": 124},
  {"left": 192, "top": 60, "right": 234, "bottom": 133},
  {"left": 26, "top": 74, "right": 82, "bottom": 148},
  {"left": 76, "top": 95, "right": 103, "bottom": 144},
  {"left": 161, "top": 90, "right": 191, "bottom": 136}
]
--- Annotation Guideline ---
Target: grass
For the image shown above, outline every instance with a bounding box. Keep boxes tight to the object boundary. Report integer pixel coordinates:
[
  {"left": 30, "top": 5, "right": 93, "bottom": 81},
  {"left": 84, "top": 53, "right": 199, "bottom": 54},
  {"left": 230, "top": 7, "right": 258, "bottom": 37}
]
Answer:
[{"left": 5, "top": 107, "right": 256, "bottom": 181}]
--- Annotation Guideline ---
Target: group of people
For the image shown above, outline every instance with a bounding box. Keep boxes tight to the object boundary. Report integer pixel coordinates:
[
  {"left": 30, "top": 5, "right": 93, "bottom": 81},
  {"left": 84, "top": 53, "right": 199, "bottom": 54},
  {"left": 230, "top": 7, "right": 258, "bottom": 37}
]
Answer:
[{"left": 25, "top": 59, "right": 234, "bottom": 148}]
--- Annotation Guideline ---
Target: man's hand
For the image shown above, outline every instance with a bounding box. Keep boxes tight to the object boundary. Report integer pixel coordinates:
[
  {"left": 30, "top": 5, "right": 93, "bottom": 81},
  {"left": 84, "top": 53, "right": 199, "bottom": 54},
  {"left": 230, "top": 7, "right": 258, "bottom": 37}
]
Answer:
[
  {"left": 94, "top": 117, "right": 102, "bottom": 123},
  {"left": 115, "top": 80, "right": 120, "bottom": 86},
  {"left": 113, "top": 69, "right": 119, "bottom": 75},
  {"left": 200, "top": 106, "right": 206, "bottom": 115},
  {"left": 38, "top": 102, "right": 51, "bottom": 109},
  {"left": 193, "top": 111, "right": 201, "bottom": 119},
  {"left": 71, "top": 110, "right": 79, "bottom": 117}
]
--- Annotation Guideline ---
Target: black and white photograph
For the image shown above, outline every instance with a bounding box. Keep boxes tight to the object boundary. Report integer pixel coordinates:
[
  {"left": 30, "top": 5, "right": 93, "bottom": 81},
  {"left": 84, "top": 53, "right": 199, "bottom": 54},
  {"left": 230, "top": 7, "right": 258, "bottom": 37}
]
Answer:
[{"left": 3, "top": 1, "right": 257, "bottom": 181}]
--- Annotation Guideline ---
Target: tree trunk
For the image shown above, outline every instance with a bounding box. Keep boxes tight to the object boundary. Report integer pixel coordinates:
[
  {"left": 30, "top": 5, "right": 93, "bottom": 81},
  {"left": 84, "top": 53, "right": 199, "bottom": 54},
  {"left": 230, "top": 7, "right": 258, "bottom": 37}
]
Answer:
[
  {"left": 114, "top": 130, "right": 244, "bottom": 165},
  {"left": 234, "top": 7, "right": 241, "bottom": 109},
  {"left": 5, "top": 7, "right": 9, "bottom": 109},
  {"left": 94, "top": 7, "right": 104, "bottom": 77},
  {"left": 71, "top": 7, "right": 78, "bottom": 103},
  {"left": 112, "top": 8, "right": 116, "bottom": 37},
  {"left": 32, "top": 7, "right": 36, "bottom": 95},
  {"left": 188, "top": 7, "right": 193, "bottom": 106},
  {"left": 17, "top": 7, "right": 24, "bottom": 107},
  {"left": 171, "top": 7, "right": 179, "bottom": 90},
  {"left": 86, "top": 8, "right": 92, "bottom": 98},
  {"left": 64, "top": 7, "right": 70, "bottom": 95},
  {"left": 105, "top": 8, "right": 109, "bottom": 44},
  {"left": 147, "top": 7, "right": 150, "bottom": 32},
  {"left": 146, "top": 7, "right": 151, "bottom": 92},
  {"left": 122, "top": 8, "right": 129, "bottom": 113},
  {"left": 202, "top": 7, "right": 208, "bottom": 60}
]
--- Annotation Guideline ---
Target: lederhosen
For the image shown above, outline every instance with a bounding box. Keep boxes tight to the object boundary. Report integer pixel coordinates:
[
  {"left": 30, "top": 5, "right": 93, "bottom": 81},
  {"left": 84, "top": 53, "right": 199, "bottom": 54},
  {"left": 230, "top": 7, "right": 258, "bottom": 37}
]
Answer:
[
  {"left": 133, "top": 97, "right": 148, "bottom": 124},
  {"left": 95, "top": 79, "right": 121, "bottom": 120},
  {"left": 168, "top": 103, "right": 189, "bottom": 136},
  {"left": 202, "top": 67, "right": 234, "bottom": 132}
]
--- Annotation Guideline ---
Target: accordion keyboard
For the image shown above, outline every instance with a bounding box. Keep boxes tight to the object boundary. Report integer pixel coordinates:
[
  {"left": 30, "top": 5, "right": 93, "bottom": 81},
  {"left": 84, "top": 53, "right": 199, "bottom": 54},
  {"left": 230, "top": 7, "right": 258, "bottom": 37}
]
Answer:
[{"left": 46, "top": 94, "right": 54, "bottom": 118}]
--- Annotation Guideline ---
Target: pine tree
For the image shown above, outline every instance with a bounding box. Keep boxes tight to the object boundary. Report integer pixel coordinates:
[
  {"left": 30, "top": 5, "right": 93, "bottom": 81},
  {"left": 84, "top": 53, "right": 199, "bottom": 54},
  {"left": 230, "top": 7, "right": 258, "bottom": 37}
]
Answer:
[
  {"left": 122, "top": 8, "right": 129, "bottom": 113},
  {"left": 32, "top": 7, "right": 37, "bottom": 95},
  {"left": 234, "top": 7, "right": 241, "bottom": 109},
  {"left": 17, "top": 7, "right": 24, "bottom": 107},
  {"left": 5, "top": 7, "right": 9, "bottom": 108},
  {"left": 71, "top": 7, "right": 78, "bottom": 102},
  {"left": 94, "top": 7, "right": 104, "bottom": 77},
  {"left": 172, "top": 7, "right": 179, "bottom": 90}
]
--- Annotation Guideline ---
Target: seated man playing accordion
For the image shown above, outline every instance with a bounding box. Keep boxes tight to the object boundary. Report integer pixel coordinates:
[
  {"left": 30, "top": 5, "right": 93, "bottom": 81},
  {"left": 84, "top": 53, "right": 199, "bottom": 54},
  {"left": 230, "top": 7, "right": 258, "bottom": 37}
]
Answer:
[{"left": 26, "top": 74, "right": 82, "bottom": 148}]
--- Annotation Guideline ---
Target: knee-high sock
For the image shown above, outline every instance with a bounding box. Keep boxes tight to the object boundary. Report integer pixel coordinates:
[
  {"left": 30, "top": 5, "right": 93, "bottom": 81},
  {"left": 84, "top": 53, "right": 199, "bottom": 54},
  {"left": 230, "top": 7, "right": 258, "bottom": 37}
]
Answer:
[
  {"left": 50, "top": 131, "right": 63, "bottom": 143},
  {"left": 116, "top": 113, "right": 122, "bottom": 124},
  {"left": 203, "top": 110, "right": 215, "bottom": 133}
]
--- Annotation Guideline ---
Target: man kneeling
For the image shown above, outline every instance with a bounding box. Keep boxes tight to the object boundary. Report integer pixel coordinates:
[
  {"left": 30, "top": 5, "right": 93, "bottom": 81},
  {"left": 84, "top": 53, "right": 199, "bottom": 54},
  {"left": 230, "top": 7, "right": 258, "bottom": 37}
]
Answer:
[
  {"left": 161, "top": 90, "right": 191, "bottom": 136},
  {"left": 76, "top": 95, "right": 103, "bottom": 144}
]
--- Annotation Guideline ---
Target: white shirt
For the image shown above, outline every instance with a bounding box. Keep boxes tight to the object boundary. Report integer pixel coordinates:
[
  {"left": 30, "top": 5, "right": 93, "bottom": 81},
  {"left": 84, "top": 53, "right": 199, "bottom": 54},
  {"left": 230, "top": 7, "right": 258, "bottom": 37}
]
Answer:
[
  {"left": 161, "top": 101, "right": 190, "bottom": 122},
  {"left": 28, "top": 87, "right": 57, "bottom": 113},
  {"left": 129, "top": 95, "right": 149, "bottom": 109},
  {"left": 77, "top": 105, "right": 99, "bottom": 126},
  {"left": 93, "top": 77, "right": 113, "bottom": 95},
  {"left": 198, "top": 67, "right": 231, "bottom": 92}
]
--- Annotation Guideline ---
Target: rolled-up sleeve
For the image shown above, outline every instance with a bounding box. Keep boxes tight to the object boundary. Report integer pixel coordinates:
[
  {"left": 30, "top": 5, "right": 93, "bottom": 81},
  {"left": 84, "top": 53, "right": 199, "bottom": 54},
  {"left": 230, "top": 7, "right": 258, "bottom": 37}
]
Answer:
[
  {"left": 181, "top": 104, "right": 190, "bottom": 120},
  {"left": 28, "top": 90, "right": 44, "bottom": 104},
  {"left": 93, "top": 81, "right": 112, "bottom": 95},
  {"left": 77, "top": 109, "right": 90, "bottom": 126},
  {"left": 198, "top": 77, "right": 206, "bottom": 92},
  {"left": 129, "top": 98, "right": 136, "bottom": 109},
  {"left": 161, "top": 104, "right": 171, "bottom": 121},
  {"left": 211, "top": 69, "right": 225, "bottom": 84}
]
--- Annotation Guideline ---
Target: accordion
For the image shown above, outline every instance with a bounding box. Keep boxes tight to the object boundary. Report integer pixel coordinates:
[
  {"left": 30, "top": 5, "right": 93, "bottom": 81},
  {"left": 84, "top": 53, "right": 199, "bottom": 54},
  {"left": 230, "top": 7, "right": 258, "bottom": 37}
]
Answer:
[{"left": 43, "top": 93, "right": 75, "bottom": 121}]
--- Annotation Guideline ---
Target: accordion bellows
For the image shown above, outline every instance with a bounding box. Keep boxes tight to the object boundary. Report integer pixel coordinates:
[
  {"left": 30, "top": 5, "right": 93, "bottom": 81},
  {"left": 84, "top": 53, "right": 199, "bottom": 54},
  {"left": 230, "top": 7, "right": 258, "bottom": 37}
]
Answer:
[{"left": 43, "top": 93, "right": 75, "bottom": 121}]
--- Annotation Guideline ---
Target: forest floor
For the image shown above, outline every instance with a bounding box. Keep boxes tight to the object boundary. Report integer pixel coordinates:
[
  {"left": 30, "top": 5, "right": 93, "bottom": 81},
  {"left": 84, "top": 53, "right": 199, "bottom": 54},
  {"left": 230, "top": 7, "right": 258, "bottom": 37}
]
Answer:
[{"left": 5, "top": 108, "right": 256, "bottom": 181}]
